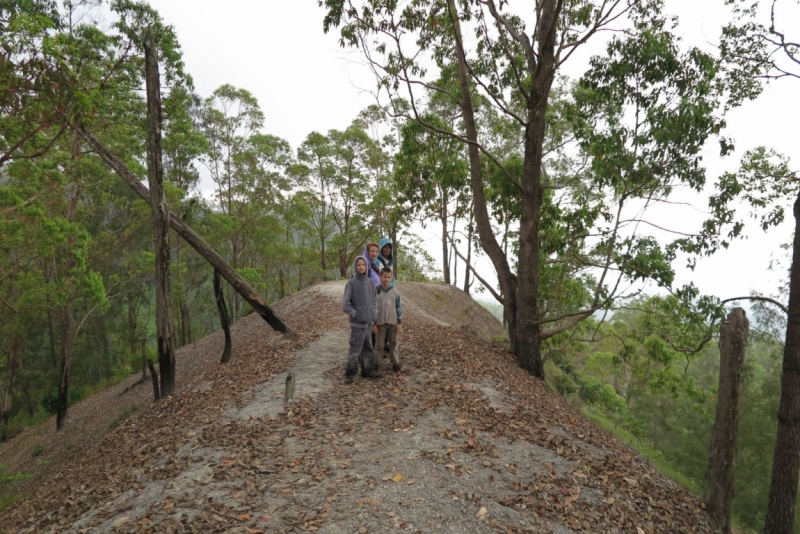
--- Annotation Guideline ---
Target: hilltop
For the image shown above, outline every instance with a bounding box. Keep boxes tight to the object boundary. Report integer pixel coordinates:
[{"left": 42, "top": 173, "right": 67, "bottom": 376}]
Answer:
[{"left": 0, "top": 281, "right": 714, "bottom": 533}]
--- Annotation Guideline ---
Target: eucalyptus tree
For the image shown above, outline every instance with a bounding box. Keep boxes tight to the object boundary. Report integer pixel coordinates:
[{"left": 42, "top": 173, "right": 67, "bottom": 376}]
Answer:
[
  {"left": 395, "top": 112, "right": 469, "bottom": 284},
  {"left": 199, "top": 86, "right": 293, "bottom": 317},
  {"left": 296, "top": 133, "right": 334, "bottom": 276},
  {"left": 325, "top": 122, "right": 378, "bottom": 277},
  {"left": 323, "top": 0, "right": 742, "bottom": 378}
]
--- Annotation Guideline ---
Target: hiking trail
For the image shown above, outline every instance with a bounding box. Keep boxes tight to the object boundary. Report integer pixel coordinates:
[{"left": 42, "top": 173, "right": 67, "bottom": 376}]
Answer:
[{"left": 1, "top": 282, "right": 715, "bottom": 533}]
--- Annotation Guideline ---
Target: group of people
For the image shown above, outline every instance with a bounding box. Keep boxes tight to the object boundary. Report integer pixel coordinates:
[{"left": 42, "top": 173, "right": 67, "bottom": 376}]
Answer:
[{"left": 341, "top": 237, "right": 403, "bottom": 384}]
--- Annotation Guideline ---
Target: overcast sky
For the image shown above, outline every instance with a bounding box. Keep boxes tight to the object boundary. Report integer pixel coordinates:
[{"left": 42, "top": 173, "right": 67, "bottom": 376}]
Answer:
[{"left": 147, "top": 0, "right": 799, "bottom": 304}]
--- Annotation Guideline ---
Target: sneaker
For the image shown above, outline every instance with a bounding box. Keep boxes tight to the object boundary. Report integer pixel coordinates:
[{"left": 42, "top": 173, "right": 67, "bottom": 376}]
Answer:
[
  {"left": 363, "top": 371, "right": 381, "bottom": 379},
  {"left": 344, "top": 375, "right": 355, "bottom": 384},
  {"left": 393, "top": 363, "right": 403, "bottom": 373}
]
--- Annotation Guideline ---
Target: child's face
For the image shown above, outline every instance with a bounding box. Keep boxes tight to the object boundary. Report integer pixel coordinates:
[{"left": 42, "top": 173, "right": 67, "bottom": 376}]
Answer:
[
  {"left": 356, "top": 259, "right": 367, "bottom": 274},
  {"left": 382, "top": 244, "right": 392, "bottom": 257},
  {"left": 380, "top": 272, "right": 392, "bottom": 288},
  {"left": 368, "top": 246, "right": 379, "bottom": 260}
]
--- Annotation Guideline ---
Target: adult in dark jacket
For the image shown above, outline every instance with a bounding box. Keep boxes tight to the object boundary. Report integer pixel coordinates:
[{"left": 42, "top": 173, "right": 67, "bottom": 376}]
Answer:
[
  {"left": 342, "top": 257, "right": 379, "bottom": 382},
  {"left": 374, "top": 237, "right": 395, "bottom": 289}
]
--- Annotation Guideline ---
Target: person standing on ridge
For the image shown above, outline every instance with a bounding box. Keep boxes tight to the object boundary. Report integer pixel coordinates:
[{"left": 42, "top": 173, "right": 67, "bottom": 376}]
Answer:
[
  {"left": 361, "top": 242, "right": 382, "bottom": 290},
  {"left": 375, "top": 267, "right": 403, "bottom": 374},
  {"left": 342, "top": 257, "right": 379, "bottom": 383},
  {"left": 375, "top": 237, "right": 395, "bottom": 288}
]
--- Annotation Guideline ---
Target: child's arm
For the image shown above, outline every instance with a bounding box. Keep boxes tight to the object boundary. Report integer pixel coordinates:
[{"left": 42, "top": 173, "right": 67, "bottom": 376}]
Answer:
[{"left": 341, "top": 282, "right": 356, "bottom": 319}]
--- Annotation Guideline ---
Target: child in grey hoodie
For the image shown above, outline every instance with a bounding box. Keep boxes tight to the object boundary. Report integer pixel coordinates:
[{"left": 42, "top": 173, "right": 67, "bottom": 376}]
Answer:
[{"left": 342, "top": 257, "right": 378, "bottom": 383}]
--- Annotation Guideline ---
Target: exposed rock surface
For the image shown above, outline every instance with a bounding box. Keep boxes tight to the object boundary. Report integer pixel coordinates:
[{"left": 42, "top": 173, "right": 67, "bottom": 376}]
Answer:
[{"left": 0, "top": 282, "right": 712, "bottom": 533}]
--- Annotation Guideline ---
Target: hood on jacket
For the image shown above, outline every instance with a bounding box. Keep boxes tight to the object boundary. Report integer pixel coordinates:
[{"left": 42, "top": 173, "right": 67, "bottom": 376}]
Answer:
[
  {"left": 378, "top": 237, "right": 394, "bottom": 261},
  {"left": 353, "top": 256, "right": 369, "bottom": 279},
  {"left": 362, "top": 245, "right": 382, "bottom": 286}
]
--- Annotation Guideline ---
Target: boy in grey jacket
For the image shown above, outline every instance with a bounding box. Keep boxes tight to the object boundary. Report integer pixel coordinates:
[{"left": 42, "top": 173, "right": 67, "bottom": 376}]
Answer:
[
  {"left": 342, "top": 257, "right": 379, "bottom": 383},
  {"left": 375, "top": 268, "right": 403, "bottom": 373}
]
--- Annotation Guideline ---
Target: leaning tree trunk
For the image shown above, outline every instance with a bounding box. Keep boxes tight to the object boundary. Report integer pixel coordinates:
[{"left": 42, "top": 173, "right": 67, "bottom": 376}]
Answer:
[
  {"left": 765, "top": 192, "right": 800, "bottom": 534},
  {"left": 447, "top": 0, "right": 518, "bottom": 351},
  {"left": 145, "top": 31, "right": 176, "bottom": 398},
  {"left": 72, "top": 131, "right": 297, "bottom": 339},
  {"left": 705, "top": 307, "right": 748, "bottom": 533},
  {"left": 214, "top": 269, "right": 233, "bottom": 364}
]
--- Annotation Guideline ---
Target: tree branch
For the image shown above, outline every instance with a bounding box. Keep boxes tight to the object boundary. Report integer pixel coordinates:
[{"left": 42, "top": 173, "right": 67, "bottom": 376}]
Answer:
[
  {"left": 722, "top": 295, "right": 788, "bottom": 315},
  {"left": 445, "top": 232, "right": 504, "bottom": 305}
]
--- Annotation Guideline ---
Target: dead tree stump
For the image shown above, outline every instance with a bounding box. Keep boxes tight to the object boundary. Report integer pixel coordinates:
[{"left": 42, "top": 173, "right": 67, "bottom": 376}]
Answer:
[{"left": 705, "top": 307, "right": 748, "bottom": 533}]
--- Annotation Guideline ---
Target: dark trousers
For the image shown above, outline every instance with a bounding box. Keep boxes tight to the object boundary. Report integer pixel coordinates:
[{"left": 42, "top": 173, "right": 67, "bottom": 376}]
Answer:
[{"left": 346, "top": 325, "right": 374, "bottom": 377}]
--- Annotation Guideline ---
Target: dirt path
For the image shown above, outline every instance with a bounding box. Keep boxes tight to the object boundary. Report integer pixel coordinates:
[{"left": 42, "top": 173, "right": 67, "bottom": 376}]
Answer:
[{"left": 3, "top": 282, "right": 715, "bottom": 534}]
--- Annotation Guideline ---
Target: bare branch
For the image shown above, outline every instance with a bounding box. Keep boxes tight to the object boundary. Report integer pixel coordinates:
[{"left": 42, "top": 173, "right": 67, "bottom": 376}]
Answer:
[
  {"left": 722, "top": 295, "right": 788, "bottom": 315},
  {"left": 445, "top": 232, "right": 504, "bottom": 305}
]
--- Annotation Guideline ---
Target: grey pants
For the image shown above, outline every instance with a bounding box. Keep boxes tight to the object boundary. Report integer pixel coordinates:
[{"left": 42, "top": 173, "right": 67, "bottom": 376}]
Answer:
[
  {"left": 347, "top": 325, "right": 374, "bottom": 377},
  {"left": 375, "top": 324, "right": 399, "bottom": 370}
]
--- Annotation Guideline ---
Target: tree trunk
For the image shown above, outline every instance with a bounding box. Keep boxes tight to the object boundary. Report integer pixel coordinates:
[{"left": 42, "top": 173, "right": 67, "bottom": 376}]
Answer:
[
  {"left": 56, "top": 308, "right": 75, "bottom": 431},
  {"left": 72, "top": 129, "right": 296, "bottom": 341},
  {"left": 98, "top": 313, "right": 111, "bottom": 380},
  {"left": 1, "top": 345, "right": 13, "bottom": 427},
  {"left": 127, "top": 293, "right": 137, "bottom": 355},
  {"left": 141, "top": 338, "right": 148, "bottom": 381},
  {"left": 441, "top": 202, "right": 450, "bottom": 284},
  {"left": 340, "top": 248, "right": 348, "bottom": 279},
  {"left": 145, "top": 31, "right": 176, "bottom": 398},
  {"left": 447, "top": 0, "right": 518, "bottom": 350},
  {"left": 180, "top": 300, "right": 191, "bottom": 346},
  {"left": 231, "top": 240, "right": 239, "bottom": 322},
  {"left": 320, "top": 233, "right": 328, "bottom": 279},
  {"left": 214, "top": 269, "right": 233, "bottom": 364},
  {"left": 705, "top": 307, "right": 748, "bottom": 533},
  {"left": 48, "top": 308, "right": 57, "bottom": 367},
  {"left": 390, "top": 222, "right": 398, "bottom": 281},
  {"left": 147, "top": 360, "right": 160, "bottom": 400},
  {"left": 463, "top": 213, "right": 474, "bottom": 294},
  {"left": 765, "top": 192, "right": 800, "bottom": 534}
]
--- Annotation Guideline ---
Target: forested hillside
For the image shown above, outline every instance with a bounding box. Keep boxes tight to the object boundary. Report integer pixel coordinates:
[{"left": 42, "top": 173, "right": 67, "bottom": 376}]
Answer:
[{"left": 2, "top": 0, "right": 800, "bottom": 532}]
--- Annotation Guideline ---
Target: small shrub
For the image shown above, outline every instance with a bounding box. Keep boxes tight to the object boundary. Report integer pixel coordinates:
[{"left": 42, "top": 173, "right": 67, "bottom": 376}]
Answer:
[
  {"left": 30, "top": 444, "right": 45, "bottom": 458},
  {"left": 0, "top": 464, "right": 31, "bottom": 485},
  {"left": 0, "top": 420, "right": 24, "bottom": 442}
]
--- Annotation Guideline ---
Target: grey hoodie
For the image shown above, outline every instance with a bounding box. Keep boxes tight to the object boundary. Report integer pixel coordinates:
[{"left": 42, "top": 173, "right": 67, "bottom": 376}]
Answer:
[{"left": 342, "top": 257, "right": 378, "bottom": 326}]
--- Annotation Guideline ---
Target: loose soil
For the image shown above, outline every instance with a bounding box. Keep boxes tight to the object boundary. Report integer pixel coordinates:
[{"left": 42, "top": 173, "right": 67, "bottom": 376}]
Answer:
[{"left": 0, "top": 282, "right": 715, "bottom": 533}]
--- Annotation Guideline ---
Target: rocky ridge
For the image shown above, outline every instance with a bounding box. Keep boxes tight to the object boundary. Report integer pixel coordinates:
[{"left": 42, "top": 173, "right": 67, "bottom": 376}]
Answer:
[{"left": 0, "top": 281, "right": 714, "bottom": 533}]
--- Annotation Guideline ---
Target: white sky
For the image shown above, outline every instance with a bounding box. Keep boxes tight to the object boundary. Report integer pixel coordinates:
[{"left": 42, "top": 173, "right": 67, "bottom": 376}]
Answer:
[{"left": 148, "top": 0, "right": 799, "bottom": 305}]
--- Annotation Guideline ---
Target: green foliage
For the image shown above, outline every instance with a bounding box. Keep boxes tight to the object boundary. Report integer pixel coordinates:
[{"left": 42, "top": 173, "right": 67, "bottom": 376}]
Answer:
[
  {"left": 549, "top": 297, "right": 793, "bottom": 531},
  {"left": 0, "top": 464, "right": 31, "bottom": 485},
  {"left": 30, "top": 444, "right": 45, "bottom": 458},
  {"left": 0, "top": 463, "right": 30, "bottom": 512}
]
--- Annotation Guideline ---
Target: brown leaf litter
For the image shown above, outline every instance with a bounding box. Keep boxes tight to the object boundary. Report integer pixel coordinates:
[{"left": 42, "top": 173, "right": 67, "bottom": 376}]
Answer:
[{"left": 0, "top": 281, "right": 717, "bottom": 533}]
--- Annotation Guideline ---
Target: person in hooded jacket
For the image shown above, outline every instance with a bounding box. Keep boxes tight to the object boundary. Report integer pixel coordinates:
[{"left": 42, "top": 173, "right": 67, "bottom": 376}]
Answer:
[
  {"left": 361, "top": 242, "right": 382, "bottom": 289},
  {"left": 342, "top": 257, "right": 379, "bottom": 383},
  {"left": 374, "top": 237, "right": 395, "bottom": 289}
]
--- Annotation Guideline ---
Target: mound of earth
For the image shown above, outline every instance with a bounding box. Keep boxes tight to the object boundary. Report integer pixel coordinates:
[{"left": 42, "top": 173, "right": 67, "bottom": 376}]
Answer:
[{"left": 0, "top": 281, "right": 714, "bottom": 533}]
